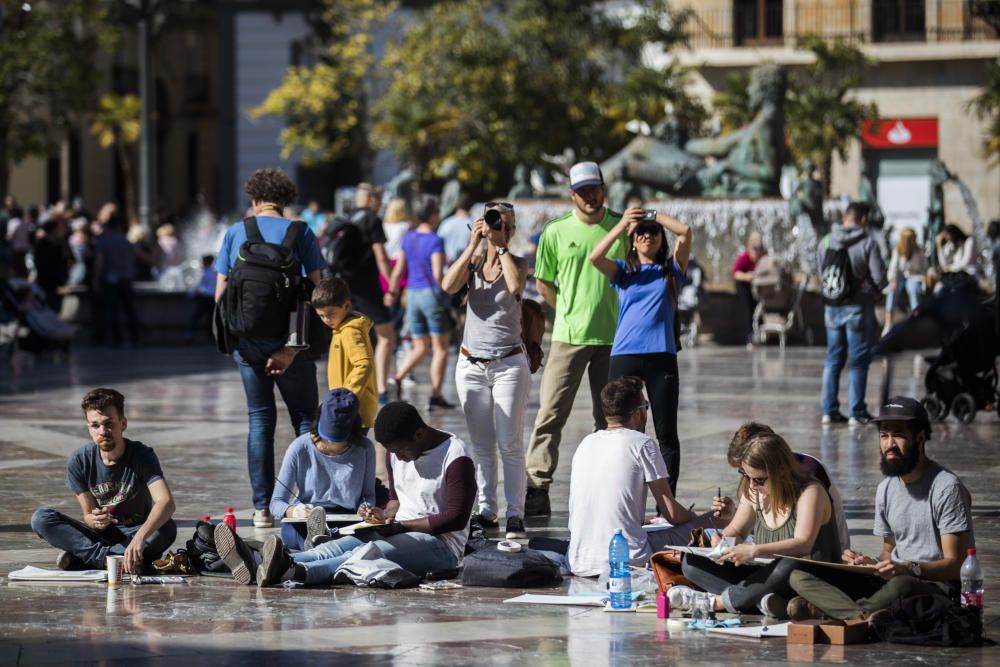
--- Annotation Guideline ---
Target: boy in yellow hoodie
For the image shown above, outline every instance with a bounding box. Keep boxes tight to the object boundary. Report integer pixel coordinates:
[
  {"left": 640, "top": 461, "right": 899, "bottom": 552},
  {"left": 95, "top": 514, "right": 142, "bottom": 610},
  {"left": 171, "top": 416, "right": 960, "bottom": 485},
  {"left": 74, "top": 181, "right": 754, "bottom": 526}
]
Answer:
[{"left": 311, "top": 278, "right": 378, "bottom": 431}]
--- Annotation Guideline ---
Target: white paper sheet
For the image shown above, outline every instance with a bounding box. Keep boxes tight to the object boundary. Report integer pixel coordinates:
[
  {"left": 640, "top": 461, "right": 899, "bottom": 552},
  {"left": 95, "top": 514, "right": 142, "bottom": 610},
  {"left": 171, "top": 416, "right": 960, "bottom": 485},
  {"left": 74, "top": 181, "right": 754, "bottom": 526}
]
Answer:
[
  {"left": 8, "top": 566, "right": 107, "bottom": 582},
  {"left": 503, "top": 594, "right": 607, "bottom": 606},
  {"left": 707, "top": 622, "right": 789, "bottom": 638},
  {"left": 282, "top": 514, "right": 362, "bottom": 524}
]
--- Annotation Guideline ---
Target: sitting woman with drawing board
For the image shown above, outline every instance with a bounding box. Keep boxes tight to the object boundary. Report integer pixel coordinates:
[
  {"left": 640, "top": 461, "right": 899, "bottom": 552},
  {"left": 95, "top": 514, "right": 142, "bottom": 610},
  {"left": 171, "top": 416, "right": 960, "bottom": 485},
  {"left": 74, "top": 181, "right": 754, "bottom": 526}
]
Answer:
[{"left": 669, "top": 432, "right": 842, "bottom": 619}]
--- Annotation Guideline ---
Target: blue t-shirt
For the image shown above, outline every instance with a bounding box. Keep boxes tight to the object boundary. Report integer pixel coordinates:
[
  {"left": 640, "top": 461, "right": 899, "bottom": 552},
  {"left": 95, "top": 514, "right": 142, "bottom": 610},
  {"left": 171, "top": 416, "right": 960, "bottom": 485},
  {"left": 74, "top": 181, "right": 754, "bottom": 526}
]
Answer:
[
  {"left": 610, "top": 259, "right": 686, "bottom": 356},
  {"left": 213, "top": 215, "right": 325, "bottom": 278},
  {"left": 94, "top": 230, "right": 136, "bottom": 282},
  {"left": 269, "top": 433, "right": 376, "bottom": 519},
  {"left": 402, "top": 230, "right": 445, "bottom": 290},
  {"left": 65, "top": 439, "right": 165, "bottom": 527}
]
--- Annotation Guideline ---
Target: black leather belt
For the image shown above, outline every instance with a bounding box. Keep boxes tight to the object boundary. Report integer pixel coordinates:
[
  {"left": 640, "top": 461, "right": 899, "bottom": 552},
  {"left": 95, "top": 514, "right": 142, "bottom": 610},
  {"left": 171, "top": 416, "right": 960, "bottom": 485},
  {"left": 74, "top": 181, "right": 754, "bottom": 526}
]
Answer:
[{"left": 460, "top": 347, "right": 522, "bottom": 364}]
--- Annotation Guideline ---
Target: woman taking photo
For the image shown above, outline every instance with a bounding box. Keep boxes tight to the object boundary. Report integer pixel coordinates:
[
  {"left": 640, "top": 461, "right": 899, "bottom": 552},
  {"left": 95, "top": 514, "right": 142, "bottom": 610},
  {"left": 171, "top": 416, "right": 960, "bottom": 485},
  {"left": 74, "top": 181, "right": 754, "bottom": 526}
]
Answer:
[
  {"left": 670, "top": 432, "right": 841, "bottom": 618},
  {"left": 442, "top": 202, "right": 531, "bottom": 539},
  {"left": 589, "top": 207, "right": 691, "bottom": 493}
]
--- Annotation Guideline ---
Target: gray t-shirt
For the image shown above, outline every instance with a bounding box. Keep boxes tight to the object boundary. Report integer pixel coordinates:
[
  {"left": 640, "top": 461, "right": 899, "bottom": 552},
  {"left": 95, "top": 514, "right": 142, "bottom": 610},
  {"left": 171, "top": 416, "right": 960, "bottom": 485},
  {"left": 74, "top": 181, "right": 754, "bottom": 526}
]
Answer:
[
  {"left": 66, "top": 439, "right": 165, "bottom": 527},
  {"left": 874, "top": 461, "right": 973, "bottom": 564}
]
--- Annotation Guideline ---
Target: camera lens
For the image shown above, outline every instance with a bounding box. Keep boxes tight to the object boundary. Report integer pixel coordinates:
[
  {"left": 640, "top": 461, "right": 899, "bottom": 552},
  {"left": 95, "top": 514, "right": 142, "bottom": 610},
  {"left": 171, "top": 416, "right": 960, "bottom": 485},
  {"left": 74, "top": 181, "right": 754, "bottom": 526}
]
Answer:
[{"left": 484, "top": 209, "right": 503, "bottom": 230}]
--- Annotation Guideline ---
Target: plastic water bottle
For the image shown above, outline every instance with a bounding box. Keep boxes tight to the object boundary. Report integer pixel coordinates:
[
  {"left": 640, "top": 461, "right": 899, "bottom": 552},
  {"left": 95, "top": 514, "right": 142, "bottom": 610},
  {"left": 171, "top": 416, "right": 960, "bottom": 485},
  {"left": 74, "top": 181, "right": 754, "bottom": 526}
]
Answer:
[
  {"left": 960, "top": 548, "right": 984, "bottom": 612},
  {"left": 609, "top": 529, "right": 632, "bottom": 609},
  {"left": 223, "top": 507, "right": 237, "bottom": 533}
]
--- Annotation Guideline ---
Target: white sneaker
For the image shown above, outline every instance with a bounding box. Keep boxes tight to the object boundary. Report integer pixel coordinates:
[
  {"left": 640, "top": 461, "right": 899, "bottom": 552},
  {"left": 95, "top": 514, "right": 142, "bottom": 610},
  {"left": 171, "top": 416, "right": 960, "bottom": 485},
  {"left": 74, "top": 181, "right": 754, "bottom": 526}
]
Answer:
[
  {"left": 252, "top": 508, "right": 274, "bottom": 528},
  {"left": 667, "top": 585, "right": 713, "bottom": 611}
]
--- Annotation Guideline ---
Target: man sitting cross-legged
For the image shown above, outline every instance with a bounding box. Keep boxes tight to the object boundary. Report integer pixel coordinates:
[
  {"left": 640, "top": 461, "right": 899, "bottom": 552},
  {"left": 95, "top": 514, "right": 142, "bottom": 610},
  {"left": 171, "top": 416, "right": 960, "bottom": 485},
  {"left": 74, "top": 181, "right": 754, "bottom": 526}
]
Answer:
[
  {"left": 31, "top": 388, "right": 177, "bottom": 574},
  {"left": 245, "top": 401, "right": 476, "bottom": 587},
  {"left": 787, "top": 396, "right": 975, "bottom": 622},
  {"left": 567, "top": 376, "right": 732, "bottom": 576}
]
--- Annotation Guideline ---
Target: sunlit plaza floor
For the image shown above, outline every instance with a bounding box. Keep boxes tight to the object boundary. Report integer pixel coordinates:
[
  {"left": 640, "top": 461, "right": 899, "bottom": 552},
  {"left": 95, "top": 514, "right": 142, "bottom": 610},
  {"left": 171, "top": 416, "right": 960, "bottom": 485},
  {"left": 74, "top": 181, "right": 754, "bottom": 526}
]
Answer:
[{"left": 1, "top": 341, "right": 998, "bottom": 665}]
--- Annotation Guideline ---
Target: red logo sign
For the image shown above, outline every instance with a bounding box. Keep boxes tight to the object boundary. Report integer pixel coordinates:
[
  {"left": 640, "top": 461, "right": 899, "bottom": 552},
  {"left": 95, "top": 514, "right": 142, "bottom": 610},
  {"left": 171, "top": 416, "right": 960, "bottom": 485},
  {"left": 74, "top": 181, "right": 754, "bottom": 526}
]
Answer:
[{"left": 862, "top": 118, "right": 938, "bottom": 149}]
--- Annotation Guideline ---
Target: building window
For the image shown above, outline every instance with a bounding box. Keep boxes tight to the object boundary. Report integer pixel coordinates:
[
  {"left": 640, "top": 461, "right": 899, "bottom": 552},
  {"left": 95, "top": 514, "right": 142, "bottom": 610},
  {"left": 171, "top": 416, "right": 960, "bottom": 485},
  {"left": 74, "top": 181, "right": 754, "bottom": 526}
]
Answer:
[
  {"left": 734, "top": 0, "right": 783, "bottom": 46},
  {"left": 873, "top": 0, "right": 926, "bottom": 42}
]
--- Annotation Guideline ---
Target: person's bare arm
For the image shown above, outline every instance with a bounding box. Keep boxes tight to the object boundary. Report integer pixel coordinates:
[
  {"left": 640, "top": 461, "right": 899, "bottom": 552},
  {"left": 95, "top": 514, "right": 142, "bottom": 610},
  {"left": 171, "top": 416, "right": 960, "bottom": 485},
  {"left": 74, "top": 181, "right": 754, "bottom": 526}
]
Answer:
[
  {"left": 385, "top": 253, "right": 408, "bottom": 307},
  {"left": 430, "top": 251, "right": 445, "bottom": 286},
  {"left": 647, "top": 477, "right": 696, "bottom": 525},
  {"left": 123, "top": 479, "right": 175, "bottom": 573},
  {"left": 873, "top": 532, "right": 970, "bottom": 582},
  {"left": 721, "top": 497, "right": 756, "bottom": 542},
  {"left": 372, "top": 243, "right": 392, "bottom": 282},
  {"left": 441, "top": 234, "right": 477, "bottom": 294},
  {"left": 214, "top": 274, "right": 227, "bottom": 302},
  {"left": 589, "top": 213, "right": 633, "bottom": 280},
  {"left": 724, "top": 483, "right": 829, "bottom": 564},
  {"left": 660, "top": 214, "right": 692, "bottom": 274},
  {"left": 74, "top": 491, "right": 108, "bottom": 530},
  {"left": 536, "top": 278, "right": 556, "bottom": 308}
]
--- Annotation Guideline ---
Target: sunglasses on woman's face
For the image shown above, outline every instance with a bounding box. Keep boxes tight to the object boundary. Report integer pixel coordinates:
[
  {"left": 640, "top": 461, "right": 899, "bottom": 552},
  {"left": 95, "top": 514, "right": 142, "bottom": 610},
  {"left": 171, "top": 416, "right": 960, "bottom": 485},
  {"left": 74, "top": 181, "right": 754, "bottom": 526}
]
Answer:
[
  {"left": 739, "top": 468, "right": 768, "bottom": 487},
  {"left": 485, "top": 201, "right": 514, "bottom": 210},
  {"left": 633, "top": 224, "right": 660, "bottom": 238}
]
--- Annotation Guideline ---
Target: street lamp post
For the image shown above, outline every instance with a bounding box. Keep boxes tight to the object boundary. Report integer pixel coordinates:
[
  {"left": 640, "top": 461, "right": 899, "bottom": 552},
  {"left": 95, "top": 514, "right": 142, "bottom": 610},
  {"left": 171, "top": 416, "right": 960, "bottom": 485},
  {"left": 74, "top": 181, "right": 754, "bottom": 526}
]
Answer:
[{"left": 137, "top": 0, "right": 155, "bottom": 234}]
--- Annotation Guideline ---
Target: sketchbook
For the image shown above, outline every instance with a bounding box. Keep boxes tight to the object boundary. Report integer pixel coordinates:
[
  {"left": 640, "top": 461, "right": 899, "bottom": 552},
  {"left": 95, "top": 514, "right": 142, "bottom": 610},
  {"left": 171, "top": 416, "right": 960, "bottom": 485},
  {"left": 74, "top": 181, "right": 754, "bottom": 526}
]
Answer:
[
  {"left": 775, "top": 555, "right": 879, "bottom": 575},
  {"left": 8, "top": 566, "right": 107, "bottom": 582},
  {"left": 281, "top": 513, "right": 362, "bottom": 525},
  {"left": 707, "top": 622, "right": 789, "bottom": 638},
  {"left": 667, "top": 545, "right": 774, "bottom": 566}
]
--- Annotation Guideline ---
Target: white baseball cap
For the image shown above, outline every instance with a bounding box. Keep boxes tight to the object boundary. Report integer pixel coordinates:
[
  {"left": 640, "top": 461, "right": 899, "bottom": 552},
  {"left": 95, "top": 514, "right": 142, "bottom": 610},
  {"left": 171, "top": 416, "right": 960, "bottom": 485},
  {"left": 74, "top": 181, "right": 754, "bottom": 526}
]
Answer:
[{"left": 569, "top": 161, "right": 604, "bottom": 191}]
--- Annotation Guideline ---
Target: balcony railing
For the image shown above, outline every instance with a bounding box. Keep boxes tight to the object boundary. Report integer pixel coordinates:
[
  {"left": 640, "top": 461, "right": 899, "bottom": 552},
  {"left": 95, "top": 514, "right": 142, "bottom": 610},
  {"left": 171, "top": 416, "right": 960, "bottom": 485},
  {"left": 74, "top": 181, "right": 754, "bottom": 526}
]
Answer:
[{"left": 685, "top": 0, "right": 998, "bottom": 50}]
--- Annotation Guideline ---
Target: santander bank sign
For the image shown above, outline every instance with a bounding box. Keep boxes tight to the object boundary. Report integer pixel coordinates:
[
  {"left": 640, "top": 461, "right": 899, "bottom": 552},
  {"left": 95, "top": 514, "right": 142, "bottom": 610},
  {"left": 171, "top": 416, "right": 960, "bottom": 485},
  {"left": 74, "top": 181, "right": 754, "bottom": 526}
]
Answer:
[{"left": 862, "top": 118, "right": 938, "bottom": 149}]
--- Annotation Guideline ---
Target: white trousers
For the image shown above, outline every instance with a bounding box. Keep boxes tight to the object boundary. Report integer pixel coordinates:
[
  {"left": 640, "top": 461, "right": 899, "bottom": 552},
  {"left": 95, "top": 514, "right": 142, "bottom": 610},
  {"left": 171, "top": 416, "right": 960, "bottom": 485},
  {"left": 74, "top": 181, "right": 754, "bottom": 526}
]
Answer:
[{"left": 454, "top": 352, "right": 532, "bottom": 518}]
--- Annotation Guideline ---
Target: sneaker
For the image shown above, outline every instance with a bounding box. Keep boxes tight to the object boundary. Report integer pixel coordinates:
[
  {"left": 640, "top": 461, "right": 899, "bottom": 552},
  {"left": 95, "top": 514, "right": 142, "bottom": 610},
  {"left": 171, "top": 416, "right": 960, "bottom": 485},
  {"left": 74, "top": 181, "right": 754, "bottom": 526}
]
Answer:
[
  {"left": 56, "top": 550, "right": 84, "bottom": 571},
  {"left": 304, "top": 506, "right": 328, "bottom": 550},
  {"left": 524, "top": 487, "right": 551, "bottom": 517},
  {"left": 401, "top": 374, "right": 418, "bottom": 388},
  {"left": 667, "top": 585, "right": 715, "bottom": 612},
  {"left": 378, "top": 391, "right": 389, "bottom": 406},
  {"left": 214, "top": 522, "right": 256, "bottom": 585},
  {"left": 387, "top": 377, "right": 402, "bottom": 401},
  {"left": 758, "top": 592, "right": 788, "bottom": 619},
  {"left": 252, "top": 508, "right": 274, "bottom": 528},
  {"left": 787, "top": 596, "right": 827, "bottom": 622},
  {"left": 821, "top": 411, "right": 848, "bottom": 426},
  {"left": 505, "top": 516, "right": 527, "bottom": 539},
  {"left": 428, "top": 395, "right": 456, "bottom": 410},
  {"left": 849, "top": 411, "right": 874, "bottom": 428},
  {"left": 473, "top": 513, "right": 499, "bottom": 530},
  {"left": 257, "top": 535, "right": 293, "bottom": 587}
]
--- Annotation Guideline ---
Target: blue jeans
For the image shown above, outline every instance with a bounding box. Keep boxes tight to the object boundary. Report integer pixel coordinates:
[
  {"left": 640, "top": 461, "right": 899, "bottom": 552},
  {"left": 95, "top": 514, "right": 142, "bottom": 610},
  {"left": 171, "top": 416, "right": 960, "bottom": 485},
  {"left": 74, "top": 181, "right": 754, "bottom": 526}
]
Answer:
[
  {"left": 234, "top": 339, "right": 318, "bottom": 509},
  {"left": 821, "top": 304, "right": 877, "bottom": 418},
  {"left": 405, "top": 287, "right": 451, "bottom": 336},
  {"left": 31, "top": 507, "right": 176, "bottom": 569},
  {"left": 885, "top": 277, "right": 923, "bottom": 315},
  {"left": 291, "top": 532, "right": 457, "bottom": 584}
]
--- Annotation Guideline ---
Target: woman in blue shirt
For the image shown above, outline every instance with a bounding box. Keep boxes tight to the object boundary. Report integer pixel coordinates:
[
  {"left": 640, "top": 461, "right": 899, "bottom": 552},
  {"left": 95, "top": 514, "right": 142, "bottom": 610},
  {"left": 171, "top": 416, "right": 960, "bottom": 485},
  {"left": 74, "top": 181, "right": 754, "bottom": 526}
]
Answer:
[{"left": 590, "top": 207, "right": 692, "bottom": 493}]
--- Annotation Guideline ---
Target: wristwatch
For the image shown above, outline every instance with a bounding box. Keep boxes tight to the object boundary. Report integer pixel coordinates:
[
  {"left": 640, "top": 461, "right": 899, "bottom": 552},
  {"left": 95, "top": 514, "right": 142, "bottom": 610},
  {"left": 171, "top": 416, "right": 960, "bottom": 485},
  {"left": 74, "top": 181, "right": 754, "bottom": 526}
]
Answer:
[
  {"left": 909, "top": 562, "right": 922, "bottom": 577},
  {"left": 496, "top": 247, "right": 509, "bottom": 256}
]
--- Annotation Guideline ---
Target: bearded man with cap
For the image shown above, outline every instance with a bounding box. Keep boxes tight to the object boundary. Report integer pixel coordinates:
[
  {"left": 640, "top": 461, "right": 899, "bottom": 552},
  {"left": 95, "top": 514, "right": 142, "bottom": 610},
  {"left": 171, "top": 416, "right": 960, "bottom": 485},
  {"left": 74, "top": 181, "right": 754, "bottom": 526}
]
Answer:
[
  {"left": 785, "top": 396, "right": 975, "bottom": 622},
  {"left": 524, "top": 161, "right": 628, "bottom": 516}
]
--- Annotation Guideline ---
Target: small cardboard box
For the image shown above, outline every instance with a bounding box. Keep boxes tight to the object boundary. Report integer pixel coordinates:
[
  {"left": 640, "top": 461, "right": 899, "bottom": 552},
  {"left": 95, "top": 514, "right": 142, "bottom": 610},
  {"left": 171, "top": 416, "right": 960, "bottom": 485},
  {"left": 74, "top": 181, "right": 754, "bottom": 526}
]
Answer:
[
  {"left": 787, "top": 620, "right": 825, "bottom": 644},
  {"left": 819, "top": 619, "right": 869, "bottom": 645}
]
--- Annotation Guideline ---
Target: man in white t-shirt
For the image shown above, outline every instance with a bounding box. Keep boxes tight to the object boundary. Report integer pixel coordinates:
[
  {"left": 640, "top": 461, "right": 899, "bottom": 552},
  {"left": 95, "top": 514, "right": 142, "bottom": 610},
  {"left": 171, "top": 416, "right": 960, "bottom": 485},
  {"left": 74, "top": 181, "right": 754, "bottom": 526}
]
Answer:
[{"left": 568, "top": 376, "right": 727, "bottom": 576}]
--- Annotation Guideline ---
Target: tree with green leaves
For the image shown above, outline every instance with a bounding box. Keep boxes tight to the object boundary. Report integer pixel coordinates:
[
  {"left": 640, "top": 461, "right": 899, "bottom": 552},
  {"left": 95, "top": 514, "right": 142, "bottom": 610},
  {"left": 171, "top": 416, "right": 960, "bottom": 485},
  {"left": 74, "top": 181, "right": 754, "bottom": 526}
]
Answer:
[
  {"left": 0, "top": 0, "right": 116, "bottom": 198},
  {"left": 966, "top": 58, "right": 1000, "bottom": 165},
  {"left": 785, "top": 35, "right": 879, "bottom": 195},
  {"left": 91, "top": 94, "right": 141, "bottom": 219},
  {"left": 249, "top": 0, "right": 395, "bottom": 173}
]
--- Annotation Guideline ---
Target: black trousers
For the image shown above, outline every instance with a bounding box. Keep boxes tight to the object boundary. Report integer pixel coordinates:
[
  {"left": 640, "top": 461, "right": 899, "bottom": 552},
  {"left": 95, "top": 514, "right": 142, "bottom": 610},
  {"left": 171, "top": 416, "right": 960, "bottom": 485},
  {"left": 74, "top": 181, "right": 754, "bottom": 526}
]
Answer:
[{"left": 609, "top": 352, "right": 680, "bottom": 494}]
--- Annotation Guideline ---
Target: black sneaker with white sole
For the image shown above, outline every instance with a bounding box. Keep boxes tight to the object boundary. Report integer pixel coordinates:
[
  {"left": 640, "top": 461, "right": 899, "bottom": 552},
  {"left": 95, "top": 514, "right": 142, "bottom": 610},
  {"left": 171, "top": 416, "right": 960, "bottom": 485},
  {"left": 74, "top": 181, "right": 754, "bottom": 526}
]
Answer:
[
  {"left": 214, "top": 522, "right": 256, "bottom": 585},
  {"left": 56, "top": 550, "right": 85, "bottom": 571},
  {"left": 505, "top": 516, "right": 527, "bottom": 539}
]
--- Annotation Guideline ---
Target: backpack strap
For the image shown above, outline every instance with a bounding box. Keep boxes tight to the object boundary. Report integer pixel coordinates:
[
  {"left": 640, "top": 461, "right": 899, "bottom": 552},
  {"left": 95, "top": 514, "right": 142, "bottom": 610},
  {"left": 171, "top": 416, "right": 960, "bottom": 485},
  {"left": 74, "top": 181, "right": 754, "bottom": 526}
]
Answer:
[
  {"left": 244, "top": 216, "right": 262, "bottom": 243},
  {"left": 281, "top": 220, "right": 307, "bottom": 249}
]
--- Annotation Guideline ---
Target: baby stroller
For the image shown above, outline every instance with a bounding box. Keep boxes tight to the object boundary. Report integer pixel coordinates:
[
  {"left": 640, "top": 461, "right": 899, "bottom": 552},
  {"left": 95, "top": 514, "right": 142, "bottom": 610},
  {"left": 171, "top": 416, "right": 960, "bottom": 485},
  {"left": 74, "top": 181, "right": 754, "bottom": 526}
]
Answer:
[
  {"left": 677, "top": 258, "right": 704, "bottom": 348},
  {"left": 876, "top": 282, "right": 998, "bottom": 424},
  {"left": 0, "top": 278, "right": 75, "bottom": 362},
  {"left": 751, "top": 255, "right": 805, "bottom": 351}
]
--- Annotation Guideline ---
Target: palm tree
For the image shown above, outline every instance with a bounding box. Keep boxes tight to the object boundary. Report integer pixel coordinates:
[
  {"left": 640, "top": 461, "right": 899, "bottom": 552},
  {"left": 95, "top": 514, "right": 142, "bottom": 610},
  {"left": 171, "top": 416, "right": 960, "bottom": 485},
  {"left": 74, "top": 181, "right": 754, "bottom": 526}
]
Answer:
[{"left": 90, "top": 93, "right": 141, "bottom": 218}]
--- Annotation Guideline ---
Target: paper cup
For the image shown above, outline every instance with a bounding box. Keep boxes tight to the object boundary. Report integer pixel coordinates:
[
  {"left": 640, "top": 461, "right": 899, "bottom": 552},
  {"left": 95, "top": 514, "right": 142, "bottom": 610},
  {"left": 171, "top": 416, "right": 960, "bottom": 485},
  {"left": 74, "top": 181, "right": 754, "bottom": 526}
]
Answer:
[{"left": 106, "top": 555, "right": 124, "bottom": 585}]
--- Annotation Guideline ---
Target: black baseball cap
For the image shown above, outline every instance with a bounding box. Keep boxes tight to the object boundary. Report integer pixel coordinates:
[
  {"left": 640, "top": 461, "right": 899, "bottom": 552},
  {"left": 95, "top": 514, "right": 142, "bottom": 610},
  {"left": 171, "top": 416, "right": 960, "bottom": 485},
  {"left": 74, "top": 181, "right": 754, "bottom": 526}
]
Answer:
[{"left": 870, "top": 396, "right": 931, "bottom": 435}]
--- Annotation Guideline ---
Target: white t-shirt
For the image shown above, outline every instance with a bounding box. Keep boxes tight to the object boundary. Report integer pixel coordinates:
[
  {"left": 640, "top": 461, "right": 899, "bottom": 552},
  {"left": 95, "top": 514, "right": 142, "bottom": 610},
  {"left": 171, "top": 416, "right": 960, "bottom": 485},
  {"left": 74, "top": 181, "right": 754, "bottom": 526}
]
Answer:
[
  {"left": 391, "top": 434, "right": 471, "bottom": 563},
  {"left": 567, "top": 428, "right": 668, "bottom": 576}
]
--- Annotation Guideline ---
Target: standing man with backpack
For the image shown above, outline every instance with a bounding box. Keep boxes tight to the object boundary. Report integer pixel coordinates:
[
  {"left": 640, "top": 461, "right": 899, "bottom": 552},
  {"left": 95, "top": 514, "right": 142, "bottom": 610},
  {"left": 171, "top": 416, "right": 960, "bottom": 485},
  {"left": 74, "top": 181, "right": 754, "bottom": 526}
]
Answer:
[
  {"left": 818, "top": 202, "right": 887, "bottom": 427},
  {"left": 331, "top": 183, "right": 398, "bottom": 406},
  {"left": 215, "top": 168, "right": 325, "bottom": 528}
]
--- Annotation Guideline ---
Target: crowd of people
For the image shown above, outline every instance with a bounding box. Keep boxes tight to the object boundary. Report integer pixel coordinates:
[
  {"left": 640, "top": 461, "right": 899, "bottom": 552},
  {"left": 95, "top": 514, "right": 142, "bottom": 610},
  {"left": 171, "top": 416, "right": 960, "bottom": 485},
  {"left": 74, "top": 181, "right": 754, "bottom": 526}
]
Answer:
[{"left": 22, "top": 163, "right": 982, "bottom": 632}]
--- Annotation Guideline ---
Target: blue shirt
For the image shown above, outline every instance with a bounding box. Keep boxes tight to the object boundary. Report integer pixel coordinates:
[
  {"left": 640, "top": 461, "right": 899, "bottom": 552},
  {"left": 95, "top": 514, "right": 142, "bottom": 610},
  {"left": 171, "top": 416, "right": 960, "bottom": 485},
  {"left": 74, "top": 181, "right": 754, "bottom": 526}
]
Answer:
[
  {"left": 402, "top": 230, "right": 445, "bottom": 290},
  {"left": 610, "top": 259, "right": 685, "bottom": 356},
  {"left": 213, "top": 215, "right": 325, "bottom": 278},
  {"left": 66, "top": 439, "right": 165, "bottom": 528},
  {"left": 436, "top": 213, "right": 472, "bottom": 262},
  {"left": 269, "top": 433, "right": 376, "bottom": 519}
]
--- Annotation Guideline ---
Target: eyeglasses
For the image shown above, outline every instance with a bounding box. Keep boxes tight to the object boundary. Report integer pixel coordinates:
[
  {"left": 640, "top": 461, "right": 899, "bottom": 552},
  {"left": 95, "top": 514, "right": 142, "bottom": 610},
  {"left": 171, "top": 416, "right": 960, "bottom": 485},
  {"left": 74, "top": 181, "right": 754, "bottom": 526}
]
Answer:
[
  {"left": 739, "top": 469, "right": 768, "bottom": 487},
  {"left": 485, "top": 201, "right": 514, "bottom": 210},
  {"left": 633, "top": 224, "right": 660, "bottom": 238}
]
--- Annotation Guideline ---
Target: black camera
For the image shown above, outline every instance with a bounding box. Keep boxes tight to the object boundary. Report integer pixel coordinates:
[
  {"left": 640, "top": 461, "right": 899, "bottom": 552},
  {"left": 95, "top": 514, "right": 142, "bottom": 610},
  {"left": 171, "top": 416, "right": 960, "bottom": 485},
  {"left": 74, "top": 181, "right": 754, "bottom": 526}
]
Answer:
[
  {"left": 642, "top": 209, "right": 657, "bottom": 222},
  {"left": 484, "top": 208, "right": 504, "bottom": 230}
]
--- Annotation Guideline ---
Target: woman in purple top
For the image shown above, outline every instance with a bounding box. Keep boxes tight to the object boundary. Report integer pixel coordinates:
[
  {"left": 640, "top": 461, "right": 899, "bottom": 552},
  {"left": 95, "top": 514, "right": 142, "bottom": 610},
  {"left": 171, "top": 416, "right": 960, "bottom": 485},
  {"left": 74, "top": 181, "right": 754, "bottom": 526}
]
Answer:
[
  {"left": 590, "top": 207, "right": 691, "bottom": 493},
  {"left": 385, "top": 195, "right": 455, "bottom": 410}
]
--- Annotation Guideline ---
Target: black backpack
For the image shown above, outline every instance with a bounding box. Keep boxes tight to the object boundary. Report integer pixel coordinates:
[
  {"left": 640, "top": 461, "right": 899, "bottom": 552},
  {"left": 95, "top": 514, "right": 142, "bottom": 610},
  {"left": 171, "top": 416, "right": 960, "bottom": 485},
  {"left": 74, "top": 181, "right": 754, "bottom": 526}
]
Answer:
[
  {"left": 460, "top": 543, "right": 562, "bottom": 588},
  {"left": 220, "top": 217, "right": 305, "bottom": 338},
  {"left": 184, "top": 520, "right": 229, "bottom": 574},
  {"left": 820, "top": 235, "right": 855, "bottom": 305},
  {"left": 869, "top": 593, "right": 986, "bottom": 647},
  {"left": 324, "top": 212, "right": 372, "bottom": 278}
]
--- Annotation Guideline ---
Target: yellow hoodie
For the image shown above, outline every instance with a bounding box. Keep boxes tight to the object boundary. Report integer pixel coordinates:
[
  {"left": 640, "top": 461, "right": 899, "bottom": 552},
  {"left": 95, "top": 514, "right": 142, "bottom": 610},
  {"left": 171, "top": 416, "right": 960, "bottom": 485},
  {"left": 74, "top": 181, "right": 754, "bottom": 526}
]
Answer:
[{"left": 327, "top": 312, "right": 377, "bottom": 428}]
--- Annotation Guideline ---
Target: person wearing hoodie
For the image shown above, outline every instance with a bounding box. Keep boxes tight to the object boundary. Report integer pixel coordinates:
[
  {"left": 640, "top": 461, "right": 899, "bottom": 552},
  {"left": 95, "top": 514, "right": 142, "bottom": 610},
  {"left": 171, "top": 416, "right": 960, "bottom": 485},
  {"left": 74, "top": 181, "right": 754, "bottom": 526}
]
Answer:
[
  {"left": 817, "top": 202, "right": 887, "bottom": 427},
  {"left": 311, "top": 277, "right": 378, "bottom": 432}
]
